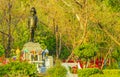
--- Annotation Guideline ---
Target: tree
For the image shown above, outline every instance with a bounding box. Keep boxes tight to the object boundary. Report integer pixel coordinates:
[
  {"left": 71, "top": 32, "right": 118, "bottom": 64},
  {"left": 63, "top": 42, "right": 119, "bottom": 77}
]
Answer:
[
  {"left": 74, "top": 43, "right": 98, "bottom": 67},
  {"left": 0, "top": 0, "right": 119, "bottom": 60}
]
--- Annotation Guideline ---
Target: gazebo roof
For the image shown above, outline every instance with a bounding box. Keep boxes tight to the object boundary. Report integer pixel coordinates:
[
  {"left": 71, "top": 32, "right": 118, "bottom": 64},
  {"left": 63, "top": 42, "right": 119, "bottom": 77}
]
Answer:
[{"left": 22, "top": 42, "right": 42, "bottom": 52}]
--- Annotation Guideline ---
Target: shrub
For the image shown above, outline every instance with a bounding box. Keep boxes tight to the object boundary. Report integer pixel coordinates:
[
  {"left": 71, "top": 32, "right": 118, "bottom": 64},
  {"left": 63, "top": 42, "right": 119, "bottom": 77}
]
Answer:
[
  {"left": 0, "top": 62, "right": 37, "bottom": 77},
  {"left": 78, "top": 68, "right": 102, "bottom": 77},
  {"left": 46, "top": 60, "right": 67, "bottom": 77}
]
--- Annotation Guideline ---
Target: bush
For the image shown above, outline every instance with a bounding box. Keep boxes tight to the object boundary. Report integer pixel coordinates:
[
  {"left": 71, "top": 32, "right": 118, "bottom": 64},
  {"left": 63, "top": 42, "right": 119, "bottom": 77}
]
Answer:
[
  {"left": 0, "top": 62, "right": 37, "bottom": 77},
  {"left": 78, "top": 68, "right": 102, "bottom": 77},
  {"left": 46, "top": 60, "right": 67, "bottom": 77}
]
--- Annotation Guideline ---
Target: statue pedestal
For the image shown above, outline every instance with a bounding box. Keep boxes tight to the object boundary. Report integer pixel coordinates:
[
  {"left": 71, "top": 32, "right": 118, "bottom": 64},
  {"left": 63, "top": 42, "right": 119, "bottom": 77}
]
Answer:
[
  {"left": 22, "top": 42, "right": 42, "bottom": 61},
  {"left": 22, "top": 42, "right": 53, "bottom": 73}
]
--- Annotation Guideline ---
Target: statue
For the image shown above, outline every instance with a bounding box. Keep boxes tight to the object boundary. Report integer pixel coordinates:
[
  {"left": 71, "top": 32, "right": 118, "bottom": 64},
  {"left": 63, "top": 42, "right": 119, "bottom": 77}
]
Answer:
[{"left": 28, "top": 7, "right": 38, "bottom": 42}]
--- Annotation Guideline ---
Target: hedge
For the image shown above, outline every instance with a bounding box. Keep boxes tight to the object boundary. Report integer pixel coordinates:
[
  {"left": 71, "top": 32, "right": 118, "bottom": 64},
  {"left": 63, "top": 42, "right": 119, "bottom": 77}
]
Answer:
[
  {"left": 46, "top": 60, "right": 67, "bottom": 77},
  {"left": 78, "top": 68, "right": 102, "bottom": 77},
  {"left": 90, "top": 69, "right": 120, "bottom": 77},
  {"left": 0, "top": 62, "right": 37, "bottom": 77}
]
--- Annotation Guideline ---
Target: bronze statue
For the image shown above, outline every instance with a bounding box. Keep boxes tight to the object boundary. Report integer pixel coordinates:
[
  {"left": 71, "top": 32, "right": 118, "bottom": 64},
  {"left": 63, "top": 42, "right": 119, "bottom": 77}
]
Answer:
[{"left": 28, "top": 7, "right": 38, "bottom": 42}]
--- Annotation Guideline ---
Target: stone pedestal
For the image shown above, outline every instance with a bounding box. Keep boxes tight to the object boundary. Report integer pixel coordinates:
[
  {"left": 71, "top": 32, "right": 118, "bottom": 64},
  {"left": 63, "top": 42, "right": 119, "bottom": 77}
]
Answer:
[{"left": 22, "top": 42, "right": 42, "bottom": 61}]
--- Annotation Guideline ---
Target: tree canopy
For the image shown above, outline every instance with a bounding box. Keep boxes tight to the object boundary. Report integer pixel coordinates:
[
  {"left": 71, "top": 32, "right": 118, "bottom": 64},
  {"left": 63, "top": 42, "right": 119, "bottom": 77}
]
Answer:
[{"left": 0, "top": 0, "right": 119, "bottom": 60}]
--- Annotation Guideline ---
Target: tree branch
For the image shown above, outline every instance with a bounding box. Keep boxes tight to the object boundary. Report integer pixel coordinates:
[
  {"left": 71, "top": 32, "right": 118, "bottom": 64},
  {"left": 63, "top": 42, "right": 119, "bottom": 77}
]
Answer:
[
  {"left": 61, "top": 0, "right": 71, "bottom": 7},
  {"left": 66, "top": 0, "right": 88, "bottom": 62},
  {"left": 74, "top": 0, "right": 82, "bottom": 8},
  {"left": 0, "top": 31, "right": 9, "bottom": 36},
  {"left": 39, "top": 20, "right": 48, "bottom": 27},
  {"left": 98, "top": 23, "right": 120, "bottom": 46}
]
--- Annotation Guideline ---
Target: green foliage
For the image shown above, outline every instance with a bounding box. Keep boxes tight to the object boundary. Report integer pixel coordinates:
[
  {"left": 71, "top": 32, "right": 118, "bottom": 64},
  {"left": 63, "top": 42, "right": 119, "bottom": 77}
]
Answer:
[
  {"left": 59, "top": 47, "right": 70, "bottom": 59},
  {"left": 0, "top": 0, "right": 120, "bottom": 60},
  {"left": 0, "top": 62, "right": 37, "bottom": 77},
  {"left": 103, "top": 69, "right": 120, "bottom": 75},
  {"left": 111, "top": 47, "right": 120, "bottom": 68},
  {"left": 112, "top": 47, "right": 120, "bottom": 61},
  {"left": 107, "top": 0, "right": 120, "bottom": 12},
  {"left": 46, "top": 60, "right": 67, "bottom": 77},
  {"left": 78, "top": 68, "right": 102, "bottom": 77},
  {"left": 74, "top": 43, "right": 98, "bottom": 59},
  {"left": 13, "top": 29, "right": 29, "bottom": 49},
  {"left": 0, "top": 44, "right": 5, "bottom": 57},
  {"left": 44, "top": 35, "right": 56, "bottom": 55},
  {"left": 106, "top": 62, "right": 119, "bottom": 69},
  {"left": 35, "top": 23, "right": 56, "bottom": 55},
  {"left": 90, "top": 69, "right": 120, "bottom": 77}
]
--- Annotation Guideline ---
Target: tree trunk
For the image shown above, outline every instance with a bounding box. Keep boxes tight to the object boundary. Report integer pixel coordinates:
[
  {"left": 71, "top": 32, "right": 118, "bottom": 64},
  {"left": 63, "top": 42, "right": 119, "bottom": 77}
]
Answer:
[
  {"left": 5, "top": 0, "right": 12, "bottom": 58},
  {"left": 56, "top": 31, "right": 59, "bottom": 58},
  {"left": 66, "top": 0, "right": 88, "bottom": 62},
  {"left": 58, "top": 33, "right": 61, "bottom": 57}
]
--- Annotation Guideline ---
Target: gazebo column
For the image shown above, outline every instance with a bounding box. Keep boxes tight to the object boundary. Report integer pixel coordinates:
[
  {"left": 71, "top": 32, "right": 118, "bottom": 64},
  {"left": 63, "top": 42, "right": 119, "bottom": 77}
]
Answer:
[
  {"left": 38, "top": 54, "right": 40, "bottom": 61},
  {"left": 24, "top": 52, "right": 26, "bottom": 60},
  {"left": 29, "top": 54, "right": 31, "bottom": 63}
]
